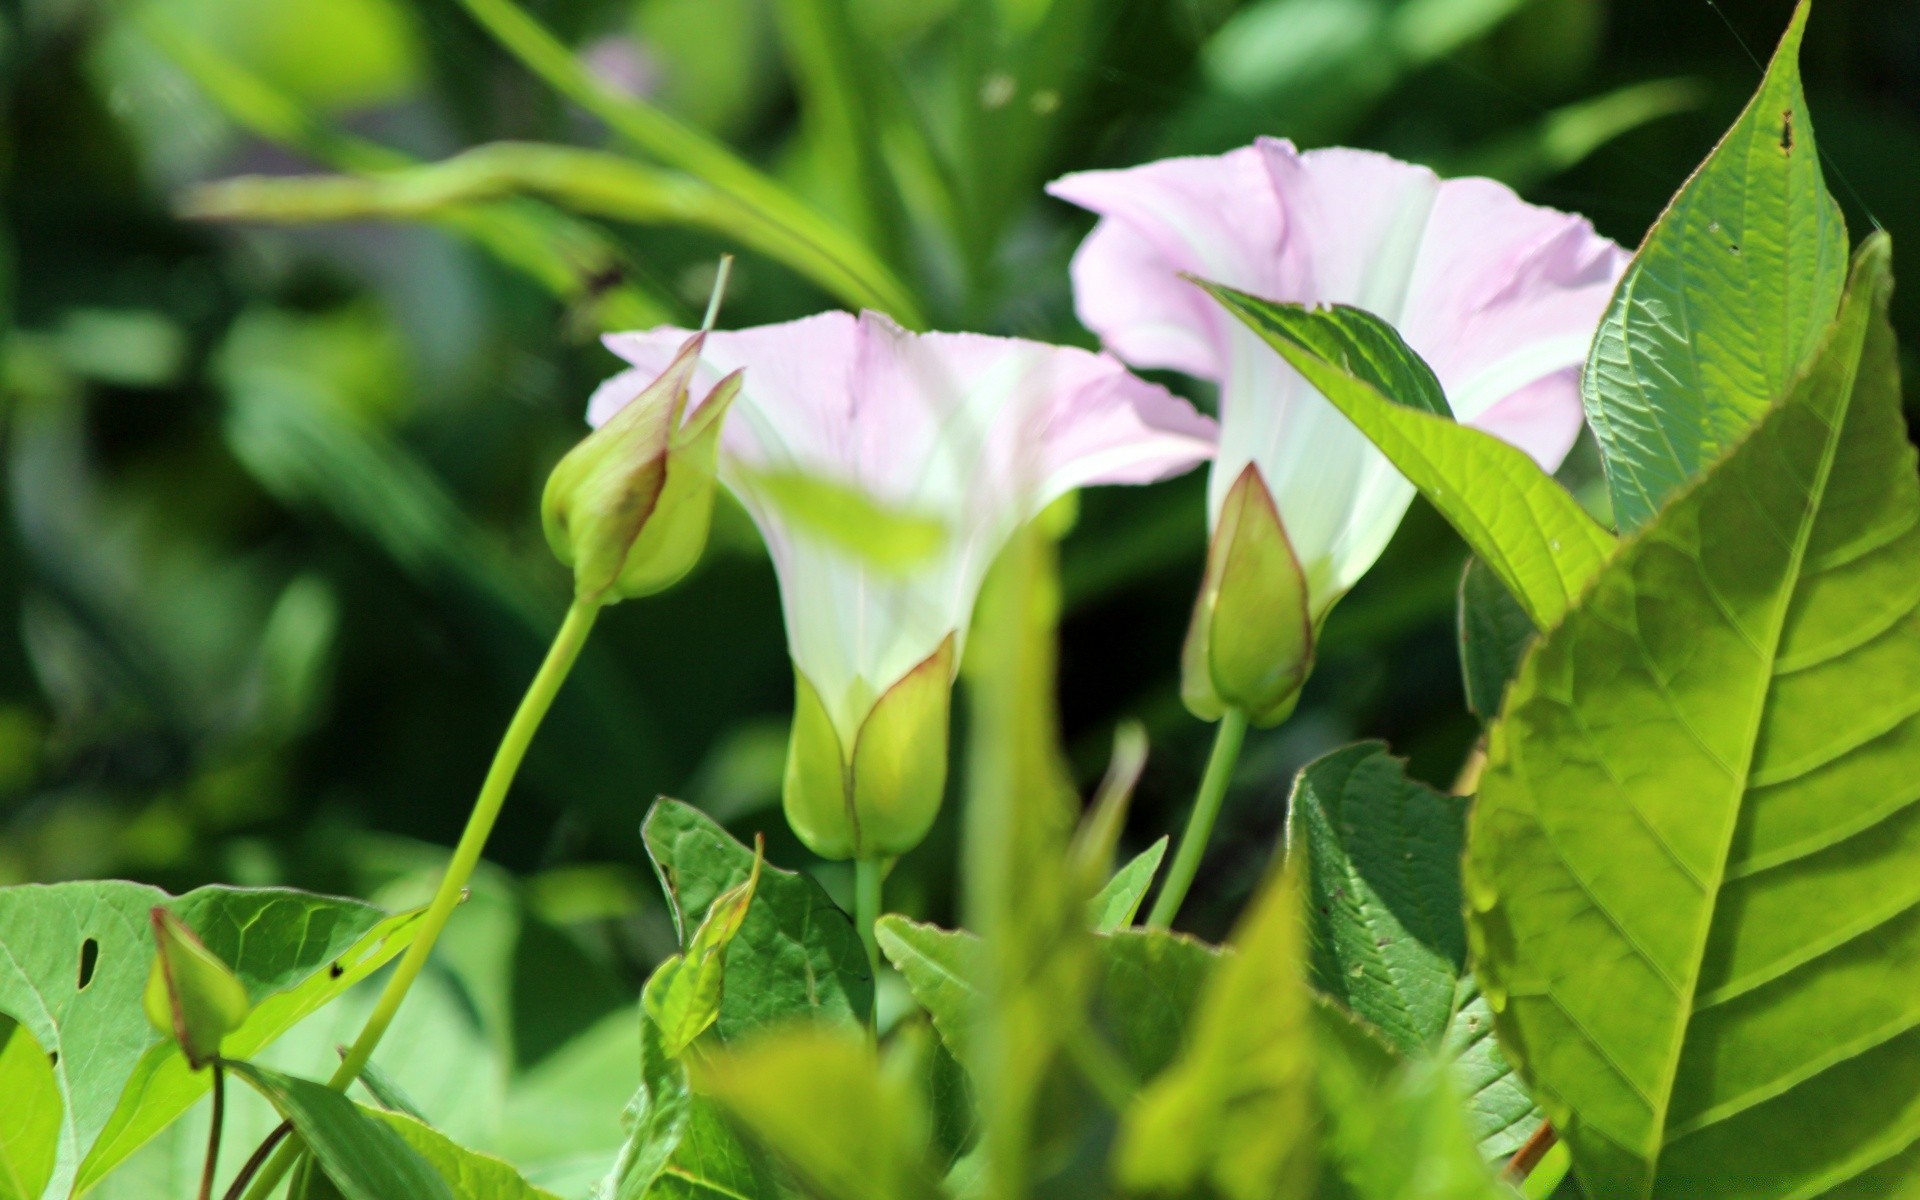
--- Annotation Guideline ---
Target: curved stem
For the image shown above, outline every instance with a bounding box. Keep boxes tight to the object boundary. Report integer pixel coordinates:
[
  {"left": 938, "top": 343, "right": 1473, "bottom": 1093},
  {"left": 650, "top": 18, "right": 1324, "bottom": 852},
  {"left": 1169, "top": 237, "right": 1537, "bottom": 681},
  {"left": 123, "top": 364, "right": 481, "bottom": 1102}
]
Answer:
[
  {"left": 240, "top": 599, "right": 601, "bottom": 1200},
  {"left": 1146, "top": 708, "right": 1250, "bottom": 930},
  {"left": 854, "top": 858, "right": 884, "bottom": 1039},
  {"left": 198, "top": 1062, "right": 225, "bottom": 1200}
]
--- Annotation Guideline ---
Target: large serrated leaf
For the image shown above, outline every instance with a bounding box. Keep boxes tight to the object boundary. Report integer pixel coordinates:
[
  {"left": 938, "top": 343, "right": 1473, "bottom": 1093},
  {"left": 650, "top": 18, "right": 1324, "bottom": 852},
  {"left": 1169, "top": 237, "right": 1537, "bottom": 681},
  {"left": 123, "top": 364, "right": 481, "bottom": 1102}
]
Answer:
[
  {"left": 1290, "top": 743, "right": 1543, "bottom": 1160},
  {"left": 642, "top": 799, "right": 871, "bottom": 1037},
  {"left": 1467, "top": 237, "right": 1920, "bottom": 1196},
  {"left": 0, "top": 883, "right": 418, "bottom": 1200},
  {"left": 1581, "top": 0, "right": 1848, "bottom": 532},
  {"left": 1199, "top": 287, "right": 1615, "bottom": 631}
]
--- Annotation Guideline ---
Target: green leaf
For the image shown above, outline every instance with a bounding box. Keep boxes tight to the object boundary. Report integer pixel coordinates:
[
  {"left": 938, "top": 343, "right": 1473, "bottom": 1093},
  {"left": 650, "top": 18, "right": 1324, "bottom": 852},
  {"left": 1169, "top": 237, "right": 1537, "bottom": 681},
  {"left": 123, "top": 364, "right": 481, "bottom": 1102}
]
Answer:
[
  {"left": 1290, "top": 743, "right": 1542, "bottom": 1159},
  {"left": 0, "top": 883, "right": 417, "bottom": 1200},
  {"left": 1582, "top": 1, "right": 1848, "bottom": 532},
  {"left": 1467, "top": 237, "right": 1920, "bottom": 1196},
  {"left": 0, "top": 1021, "right": 59, "bottom": 1200},
  {"left": 1458, "top": 558, "right": 1537, "bottom": 722},
  {"left": 1318, "top": 1050, "right": 1512, "bottom": 1200},
  {"left": 1200, "top": 286, "right": 1615, "bottom": 631},
  {"left": 78, "top": 898, "right": 423, "bottom": 1193},
  {"left": 141, "top": 910, "right": 251, "bottom": 1071},
  {"left": 226, "top": 1062, "right": 454, "bottom": 1200},
  {"left": 374, "top": 1108, "right": 561, "bottom": 1200},
  {"left": 695, "top": 1030, "right": 941, "bottom": 1200},
  {"left": 1113, "top": 861, "right": 1315, "bottom": 1199},
  {"left": 1090, "top": 838, "right": 1169, "bottom": 933},
  {"left": 642, "top": 799, "right": 872, "bottom": 1036},
  {"left": 605, "top": 1020, "right": 692, "bottom": 1200},
  {"left": 1091, "top": 930, "right": 1220, "bottom": 1080},
  {"left": 642, "top": 845, "right": 762, "bottom": 1056}
]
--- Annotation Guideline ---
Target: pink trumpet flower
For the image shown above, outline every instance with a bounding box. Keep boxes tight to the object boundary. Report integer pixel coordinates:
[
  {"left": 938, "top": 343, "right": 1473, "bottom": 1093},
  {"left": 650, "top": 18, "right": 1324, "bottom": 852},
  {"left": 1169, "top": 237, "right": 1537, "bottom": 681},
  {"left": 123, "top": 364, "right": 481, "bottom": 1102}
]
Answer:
[
  {"left": 592, "top": 310, "right": 1215, "bottom": 859},
  {"left": 1050, "top": 137, "right": 1627, "bottom": 724}
]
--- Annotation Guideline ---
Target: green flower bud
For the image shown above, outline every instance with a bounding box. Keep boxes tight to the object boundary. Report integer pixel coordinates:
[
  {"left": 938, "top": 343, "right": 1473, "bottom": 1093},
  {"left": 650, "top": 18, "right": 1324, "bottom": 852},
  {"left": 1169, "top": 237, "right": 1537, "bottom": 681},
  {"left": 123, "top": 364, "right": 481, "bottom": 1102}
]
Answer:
[
  {"left": 783, "top": 635, "right": 956, "bottom": 861},
  {"left": 1181, "top": 463, "right": 1314, "bottom": 727},
  {"left": 143, "top": 908, "right": 251, "bottom": 1070},
  {"left": 543, "top": 333, "right": 742, "bottom": 607}
]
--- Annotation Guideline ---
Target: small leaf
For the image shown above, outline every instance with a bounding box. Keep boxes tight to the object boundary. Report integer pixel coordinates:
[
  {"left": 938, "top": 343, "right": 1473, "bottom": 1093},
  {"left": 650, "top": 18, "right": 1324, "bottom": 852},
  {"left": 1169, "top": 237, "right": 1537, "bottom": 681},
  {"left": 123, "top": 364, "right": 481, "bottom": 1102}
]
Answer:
[
  {"left": 1582, "top": 0, "right": 1847, "bottom": 531},
  {"left": 874, "top": 917, "right": 983, "bottom": 1065},
  {"left": 642, "top": 799, "right": 872, "bottom": 1037},
  {"left": 1291, "top": 742, "right": 1542, "bottom": 1159},
  {"left": 142, "top": 910, "right": 251, "bottom": 1071},
  {"left": 1457, "top": 558, "right": 1537, "bottom": 721},
  {"left": 225, "top": 1062, "right": 454, "bottom": 1200},
  {"left": 643, "top": 842, "right": 763, "bottom": 1056},
  {"left": 1113, "top": 860, "right": 1315, "bottom": 1199},
  {"left": 605, "top": 1019, "right": 691, "bottom": 1200},
  {"left": 1198, "top": 286, "right": 1616, "bottom": 632},
  {"left": 1091, "top": 838, "right": 1169, "bottom": 933},
  {"left": 1318, "top": 1049, "right": 1512, "bottom": 1200},
  {"left": 694, "top": 1030, "right": 941, "bottom": 1200},
  {"left": 373, "top": 1108, "right": 562, "bottom": 1200}
]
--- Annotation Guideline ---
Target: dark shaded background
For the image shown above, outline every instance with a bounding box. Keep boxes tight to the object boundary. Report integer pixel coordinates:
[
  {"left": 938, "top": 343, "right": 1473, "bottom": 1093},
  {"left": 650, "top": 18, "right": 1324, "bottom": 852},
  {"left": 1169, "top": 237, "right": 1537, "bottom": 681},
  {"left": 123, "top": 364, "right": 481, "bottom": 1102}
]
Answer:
[{"left": 2, "top": 0, "right": 1915, "bottom": 970}]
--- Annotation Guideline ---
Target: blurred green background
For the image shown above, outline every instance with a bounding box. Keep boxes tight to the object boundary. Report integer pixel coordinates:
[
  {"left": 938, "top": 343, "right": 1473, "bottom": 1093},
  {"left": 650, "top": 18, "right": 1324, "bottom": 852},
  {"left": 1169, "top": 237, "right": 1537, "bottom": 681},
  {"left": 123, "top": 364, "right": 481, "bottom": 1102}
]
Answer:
[{"left": 1, "top": 0, "right": 1915, "bottom": 1095}]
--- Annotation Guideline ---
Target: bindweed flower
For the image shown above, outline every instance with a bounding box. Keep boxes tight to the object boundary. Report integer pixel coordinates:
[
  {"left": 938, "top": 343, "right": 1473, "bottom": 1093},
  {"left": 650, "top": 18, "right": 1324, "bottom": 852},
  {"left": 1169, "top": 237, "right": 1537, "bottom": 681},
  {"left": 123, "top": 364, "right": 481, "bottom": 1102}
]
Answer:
[
  {"left": 1049, "top": 138, "right": 1627, "bottom": 725},
  {"left": 544, "top": 332, "right": 742, "bottom": 608},
  {"left": 594, "top": 311, "right": 1215, "bottom": 859}
]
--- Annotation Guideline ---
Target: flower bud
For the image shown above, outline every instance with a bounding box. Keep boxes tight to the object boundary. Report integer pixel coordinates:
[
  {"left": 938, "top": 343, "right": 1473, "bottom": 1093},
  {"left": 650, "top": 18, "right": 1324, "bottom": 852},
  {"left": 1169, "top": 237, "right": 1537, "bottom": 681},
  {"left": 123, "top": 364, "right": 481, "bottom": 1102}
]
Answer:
[
  {"left": 543, "top": 333, "right": 742, "bottom": 607},
  {"left": 783, "top": 635, "right": 956, "bottom": 861},
  {"left": 1181, "top": 464, "right": 1314, "bottom": 727},
  {"left": 143, "top": 908, "right": 251, "bottom": 1070}
]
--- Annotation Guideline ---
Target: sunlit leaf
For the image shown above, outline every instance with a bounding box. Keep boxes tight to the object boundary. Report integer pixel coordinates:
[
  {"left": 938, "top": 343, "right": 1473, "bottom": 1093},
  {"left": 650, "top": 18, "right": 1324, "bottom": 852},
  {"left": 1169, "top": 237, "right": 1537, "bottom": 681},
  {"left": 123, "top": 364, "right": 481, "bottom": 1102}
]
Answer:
[
  {"left": 1090, "top": 838, "right": 1169, "bottom": 933},
  {"left": 1468, "top": 237, "right": 1920, "bottom": 1195},
  {"left": 1581, "top": 1, "right": 1847, "bottom": 531}
]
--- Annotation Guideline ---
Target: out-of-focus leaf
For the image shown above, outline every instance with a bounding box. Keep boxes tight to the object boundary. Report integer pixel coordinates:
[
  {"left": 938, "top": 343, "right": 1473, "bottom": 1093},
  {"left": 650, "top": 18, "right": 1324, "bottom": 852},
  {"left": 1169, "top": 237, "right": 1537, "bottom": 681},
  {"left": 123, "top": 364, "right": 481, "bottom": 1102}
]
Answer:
[
  {"left": 1290, "top": 743, "right": 1542, "bottom": 1159},
  {"left": 1090, "top": 837, "right": 1168, "bottom": 933},
  {"left": 373, "top": 1107, "right": 561, "bottom": 1200},
  {"left": 0, "top": 883, "right": 416, "bottom": 1199},
  {"left": 1457, "top": 558, "right": 1535, "bottom": 722},
  {"left": 734, "top": 467, "right": 947, "bottom": 572},
  {"left": 149, "top": 0, "right": 423, "bottom": 113},
  {"left": 642, "top": 846, "right": 762, "bottom": 1056},
  {"left": 1092, "top": 929, "right": 1218, "bottom": 1080},
  {"left": 1200, "top": 288, "right": 1614, "bottom": 631},
  {"left": 1318, "top": 1050, "right": 1512, "bottom": 1200},
  {"left": 642, "top": 799, "right": 872, "bottom": 1037},
  {"left": 1114, "top": 861, "right": 1315, "bottom": 1199},
  {"left": 1469, "top": 239, "right": 1920, "bottom": 1195},
  {"left": 604, "top": 1020, "right": 691, "bottom": 1200},
  {"left": 1582, "top": 2, "right": 1847, "bottom": 531},
  {"left": 447, "top": 0, "right": 924, "bottom": 324},
  {"left": 697, "top": 1031, "right": 942, "bottom": 1200},
  {"left": 1451, "top": 77, "right": 1704, "bottom": 191},
  {"left": 224, "top": 1063, "right": 454, "bottom": 1200},
  {"left": 0, "top": 1020, "right": 59, "bottom": 1200}
]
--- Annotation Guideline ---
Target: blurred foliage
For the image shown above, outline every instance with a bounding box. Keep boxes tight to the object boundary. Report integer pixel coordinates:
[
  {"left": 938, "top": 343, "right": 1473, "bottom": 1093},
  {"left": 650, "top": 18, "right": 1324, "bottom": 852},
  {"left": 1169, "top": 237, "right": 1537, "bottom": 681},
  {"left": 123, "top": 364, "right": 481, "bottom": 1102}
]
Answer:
[{"left": 0, "top": 0, "right": 1916, "bottom": 1104}]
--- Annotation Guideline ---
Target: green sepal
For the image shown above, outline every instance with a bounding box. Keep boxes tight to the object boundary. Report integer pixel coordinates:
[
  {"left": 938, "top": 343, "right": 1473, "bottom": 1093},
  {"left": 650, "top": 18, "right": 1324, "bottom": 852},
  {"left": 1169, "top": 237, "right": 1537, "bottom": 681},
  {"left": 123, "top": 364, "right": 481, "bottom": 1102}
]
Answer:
[
  {"left": 142, "top": 908, "right": 251, "bottom": 1070},
  {"left": 783, "top": 637, "right": 956, "bottom": 861},
  {"left": 1181, "top": 464, "right": 1313, "bottom": 727},
  {"left": 642, "top": 841, "right": 763, "bottom": 1056},
  {"left": 541, "top": 332, "right": 741, "bottom": 606}
]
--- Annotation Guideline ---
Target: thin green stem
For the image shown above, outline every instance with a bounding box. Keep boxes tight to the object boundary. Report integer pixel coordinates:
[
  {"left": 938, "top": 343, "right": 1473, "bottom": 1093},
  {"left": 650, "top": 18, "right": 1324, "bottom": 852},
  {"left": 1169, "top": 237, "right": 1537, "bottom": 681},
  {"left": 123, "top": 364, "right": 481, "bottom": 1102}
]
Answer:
[
  {"left": 198, "top": 1062, "right": 224, "bottom": 1200},
  {"left": 1146, "top": 708, "right": 1250, "bottom": 930},
  {"left": 854, "top": 858, "right": 884, "bottom": 1038},
  {"left": 239, "top": 599, "right": 601, "bottom": 1200}
]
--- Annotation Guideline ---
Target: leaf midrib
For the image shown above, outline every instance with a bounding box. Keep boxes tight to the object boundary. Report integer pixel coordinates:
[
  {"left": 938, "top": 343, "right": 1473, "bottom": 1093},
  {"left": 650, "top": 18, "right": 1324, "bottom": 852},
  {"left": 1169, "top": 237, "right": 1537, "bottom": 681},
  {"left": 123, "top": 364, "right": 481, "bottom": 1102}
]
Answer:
[{"left": 1643, "top": 285, "right": 1871, "bottom": 1192}]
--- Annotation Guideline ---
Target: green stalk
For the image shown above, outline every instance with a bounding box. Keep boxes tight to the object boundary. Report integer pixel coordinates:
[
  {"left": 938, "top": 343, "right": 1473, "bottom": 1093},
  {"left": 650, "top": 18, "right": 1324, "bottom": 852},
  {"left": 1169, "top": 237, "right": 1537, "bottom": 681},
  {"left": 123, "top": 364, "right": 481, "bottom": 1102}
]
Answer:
[
  {"left": 854, "top": 858, "right": 884, "bottom": 1038},
  {"left": 239, "top": 600, "right": 601, "bottom": 1200},
  {"left": 1146, "top": 708, "right": 1250, "bottom": 930},
  {"left": 1521, "top": 1141, "right": 1572, "bottom": 1198}
]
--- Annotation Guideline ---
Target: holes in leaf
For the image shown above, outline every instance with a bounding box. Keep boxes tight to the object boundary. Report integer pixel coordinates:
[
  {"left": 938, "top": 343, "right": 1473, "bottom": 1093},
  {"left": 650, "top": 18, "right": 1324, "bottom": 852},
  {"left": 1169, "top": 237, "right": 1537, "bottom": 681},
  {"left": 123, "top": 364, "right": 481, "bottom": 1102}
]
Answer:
[
  {"left": 1781, "top": 109, "right": 1795, "bottom": 153},
  {"left": 328, "top": 962, "right": 345, "bottom": 980},
  {"left": 77, "top": 938, "right": 99, "bottom": 991}
]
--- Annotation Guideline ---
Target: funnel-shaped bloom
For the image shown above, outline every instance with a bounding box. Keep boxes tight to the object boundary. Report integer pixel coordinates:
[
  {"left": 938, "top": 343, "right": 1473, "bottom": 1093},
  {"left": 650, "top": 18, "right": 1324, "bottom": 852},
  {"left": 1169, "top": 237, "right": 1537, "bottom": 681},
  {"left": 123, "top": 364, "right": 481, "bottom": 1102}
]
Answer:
[
  {"left": 1050, "top": 138, "right": 1626, "bottom": 722},
  {"left": 594, "top": 311, "right": 1214, "bottom": 859}
]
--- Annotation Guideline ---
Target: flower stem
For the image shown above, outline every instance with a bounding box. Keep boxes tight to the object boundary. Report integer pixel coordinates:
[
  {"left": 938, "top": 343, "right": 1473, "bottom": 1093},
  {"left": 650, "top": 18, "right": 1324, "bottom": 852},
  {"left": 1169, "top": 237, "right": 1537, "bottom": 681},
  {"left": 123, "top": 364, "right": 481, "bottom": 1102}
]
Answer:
[
  {"left": 1146, "top": 708, "right": 1249, "bottom": 930},
  {"left": 239, "top": 599, "right": 601, "bottom": 1200},
  {"left": 854, "top": 857, "right": 884, "bottom": 1038},
  {"left": 198, "top": 1062, "right": 224, "bottom": 1200}
]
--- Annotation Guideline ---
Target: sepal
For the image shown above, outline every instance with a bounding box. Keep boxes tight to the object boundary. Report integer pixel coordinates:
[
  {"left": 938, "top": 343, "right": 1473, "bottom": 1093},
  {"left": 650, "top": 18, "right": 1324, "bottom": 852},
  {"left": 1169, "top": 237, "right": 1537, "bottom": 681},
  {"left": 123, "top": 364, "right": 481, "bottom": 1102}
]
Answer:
[
  {"left": 143, "top": 908, "right": 251, "bottom": 1070},
  {"left": 1181, "top": 464, "right": 1313, "bottom": 727},
  {"left": 783, "top": 636, "right": 956, "bottom": 860}
]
